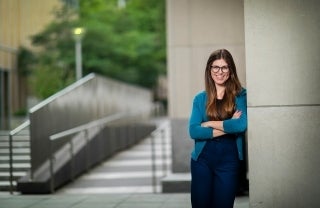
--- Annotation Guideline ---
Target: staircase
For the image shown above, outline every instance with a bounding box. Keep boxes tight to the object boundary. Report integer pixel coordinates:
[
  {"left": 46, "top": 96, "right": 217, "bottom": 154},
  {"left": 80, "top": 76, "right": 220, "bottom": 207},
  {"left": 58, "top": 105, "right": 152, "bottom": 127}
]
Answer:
[{"left": 0, "top": 128, "right": 31, "bottom": 192}]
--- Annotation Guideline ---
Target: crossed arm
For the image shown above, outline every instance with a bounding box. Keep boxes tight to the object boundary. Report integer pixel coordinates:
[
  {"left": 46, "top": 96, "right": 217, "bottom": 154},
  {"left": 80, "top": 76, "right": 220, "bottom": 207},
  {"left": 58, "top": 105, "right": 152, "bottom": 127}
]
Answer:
[
  {"left": 189, "top": 90, "right": 247, "bottom": 140},
  {"left": 200, "top": 110, "right": 242, "bottom": 137}
]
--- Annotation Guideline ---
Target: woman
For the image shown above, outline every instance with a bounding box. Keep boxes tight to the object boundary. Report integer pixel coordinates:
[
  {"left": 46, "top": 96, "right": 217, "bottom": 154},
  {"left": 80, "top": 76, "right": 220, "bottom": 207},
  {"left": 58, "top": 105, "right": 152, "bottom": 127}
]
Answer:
[{"left": 189, "top": 49, "right": 247, "bottom": 208}]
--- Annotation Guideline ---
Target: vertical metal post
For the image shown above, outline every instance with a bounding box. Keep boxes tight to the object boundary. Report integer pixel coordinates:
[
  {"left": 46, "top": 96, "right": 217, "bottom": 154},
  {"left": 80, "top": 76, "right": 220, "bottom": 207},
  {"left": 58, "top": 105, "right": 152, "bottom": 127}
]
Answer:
[
  {"left": 49, "top": 141, "right": 55, "bottom": 193},
  {"left": 73, "top": 27, "right": 84, "bottom": 81},
  {"left": 161, "top": 129, "right": 167, "bottom": 177},
  {"left": 75, "top": 38, "right": 82, "bottom": 80},
  {"left": 9, "top": 133, "right": 13, "bottom": 194},
  {"left": 70, "top": 140, "right": 75, "bottom": 181},
  {"left": 7, "top": 70, "right": 11, "bottom": 130},
  {"left": 85, "top": 130, "right": 90, "bottom": 170},
  {"left": 150, "top": 133, "right": 157, "bottom": 193}
]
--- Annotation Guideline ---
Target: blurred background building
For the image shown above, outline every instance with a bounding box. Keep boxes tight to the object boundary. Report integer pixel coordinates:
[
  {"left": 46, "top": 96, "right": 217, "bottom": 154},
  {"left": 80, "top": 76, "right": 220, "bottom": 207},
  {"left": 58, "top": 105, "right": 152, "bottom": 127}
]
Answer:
[{"left": 0, "top": 0, "right": 77, "bottom": 129}]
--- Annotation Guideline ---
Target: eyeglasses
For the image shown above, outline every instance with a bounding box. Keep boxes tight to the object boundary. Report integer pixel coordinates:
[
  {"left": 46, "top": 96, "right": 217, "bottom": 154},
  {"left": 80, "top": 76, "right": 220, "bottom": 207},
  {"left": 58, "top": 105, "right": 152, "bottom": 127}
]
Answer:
[{"left": 210, "top": 65, "right": 229, "bottom": 73}]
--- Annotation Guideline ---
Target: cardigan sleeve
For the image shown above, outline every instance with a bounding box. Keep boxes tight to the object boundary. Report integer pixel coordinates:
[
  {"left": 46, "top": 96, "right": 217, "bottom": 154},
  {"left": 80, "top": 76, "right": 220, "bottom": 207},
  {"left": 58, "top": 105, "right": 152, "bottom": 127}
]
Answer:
[
  {"left": 189, "top": 93, "right": 213, "bottom": 140},
  {"left": 223, "top": 89, "right": 248, "bottom": 134}
]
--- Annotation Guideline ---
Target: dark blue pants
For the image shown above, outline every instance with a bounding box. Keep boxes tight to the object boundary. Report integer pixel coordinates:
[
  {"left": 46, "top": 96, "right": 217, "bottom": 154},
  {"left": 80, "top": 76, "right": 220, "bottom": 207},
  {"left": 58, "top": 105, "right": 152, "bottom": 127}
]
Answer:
[{"left": 191, "top": 135, "right": 239, "bottom": 208}]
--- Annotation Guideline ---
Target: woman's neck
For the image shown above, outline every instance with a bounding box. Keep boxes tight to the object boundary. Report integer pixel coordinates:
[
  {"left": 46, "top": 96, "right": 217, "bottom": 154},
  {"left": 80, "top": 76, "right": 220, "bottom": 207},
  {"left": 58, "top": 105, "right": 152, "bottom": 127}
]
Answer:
[{"left": 215, "top": 84, "right": 226, "bottom": 100}]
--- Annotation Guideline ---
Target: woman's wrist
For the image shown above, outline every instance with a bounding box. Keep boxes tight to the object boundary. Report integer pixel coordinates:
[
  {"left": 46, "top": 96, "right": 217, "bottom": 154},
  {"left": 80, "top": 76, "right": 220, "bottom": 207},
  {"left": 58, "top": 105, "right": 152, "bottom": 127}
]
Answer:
[
  {"left": 213, "top": 129, "right": 225, "bottom": 137},
  {"left": 201, "top": 121, "right": 224, "bottom": 131}
]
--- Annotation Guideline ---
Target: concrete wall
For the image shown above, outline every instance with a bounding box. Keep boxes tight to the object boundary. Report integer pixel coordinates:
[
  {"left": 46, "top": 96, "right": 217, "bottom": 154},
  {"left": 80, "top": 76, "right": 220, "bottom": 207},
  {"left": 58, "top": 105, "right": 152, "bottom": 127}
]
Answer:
[
  {"left": 245, "top": 0, "right": 320, "bottom": 207},
  {"left": 29, "top": 73, "right": 153, "bottom": 172},
  {"left": 166, "top": 0, "right": 246, "bottom": 172}
]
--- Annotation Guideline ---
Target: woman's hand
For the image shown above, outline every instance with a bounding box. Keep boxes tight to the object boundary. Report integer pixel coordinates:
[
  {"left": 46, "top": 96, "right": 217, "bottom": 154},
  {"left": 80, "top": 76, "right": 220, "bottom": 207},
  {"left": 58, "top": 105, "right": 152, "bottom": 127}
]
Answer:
[
  {"left": 200, "top": 122, "right": 226, "bottom": 138},
  {"left": 201, "top": 121, "right": 211, "bottom": 128},
  {"left": 201, "top": 120, "right": 223, "bottom": 131},
  {"left": 213, "top": 129, "right": 225, "bottom": 137},
  {"left": 201, "top": 111, "right": 241, "bottom": 131},
  {"left": 232, "top": 110, "right": 242, "bottom": 119}
]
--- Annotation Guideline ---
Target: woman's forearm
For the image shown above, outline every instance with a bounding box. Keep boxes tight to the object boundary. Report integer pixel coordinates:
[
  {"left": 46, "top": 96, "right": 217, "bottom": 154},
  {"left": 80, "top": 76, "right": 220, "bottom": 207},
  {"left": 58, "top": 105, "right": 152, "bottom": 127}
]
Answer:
[
  {"left": 201, "top": 121, "right": 224, "bottom": 131},
  {"left": 201, "top": 110, "right": 242, "bottom": 132}
]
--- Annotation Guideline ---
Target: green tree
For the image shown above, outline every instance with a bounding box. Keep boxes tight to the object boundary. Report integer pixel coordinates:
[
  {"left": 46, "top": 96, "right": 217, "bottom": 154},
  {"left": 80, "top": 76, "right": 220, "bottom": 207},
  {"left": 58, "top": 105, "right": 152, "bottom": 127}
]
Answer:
[
  {"left": 27, "top": 6, "right": 77, "bottom": 98},
  {"left": 24, "top": 0, "right": 166, "bottom": 99}
]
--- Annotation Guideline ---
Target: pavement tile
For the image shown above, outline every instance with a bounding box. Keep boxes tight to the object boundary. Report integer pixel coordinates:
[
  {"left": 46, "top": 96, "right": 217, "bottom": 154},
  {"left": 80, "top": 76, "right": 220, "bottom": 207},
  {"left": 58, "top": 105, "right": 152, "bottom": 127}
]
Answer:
[{"left": 0, "top": 196, "right": 45, "bottom": 208}]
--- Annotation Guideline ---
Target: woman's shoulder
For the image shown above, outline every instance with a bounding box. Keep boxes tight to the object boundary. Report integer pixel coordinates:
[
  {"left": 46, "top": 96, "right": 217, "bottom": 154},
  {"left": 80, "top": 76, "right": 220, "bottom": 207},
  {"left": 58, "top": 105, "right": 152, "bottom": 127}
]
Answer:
[
  {"left": 237, "top": 88, "right": 247, "bottom": 97},
  {"left": 194, "top": 90, "right": 206, "bottom": 98},
  {"left": 235, "top": 88, "right": 247, "bottom": 104},
  {"left": 193, "top": 90, "right": 207, "bottom": 102}
]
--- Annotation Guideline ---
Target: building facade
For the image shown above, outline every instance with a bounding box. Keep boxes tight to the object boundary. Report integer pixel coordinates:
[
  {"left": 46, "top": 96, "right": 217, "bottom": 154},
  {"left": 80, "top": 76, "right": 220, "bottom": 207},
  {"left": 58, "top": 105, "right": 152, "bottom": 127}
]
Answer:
[{"left": 0, "top": 0, "right": 70, "bottom": 129}]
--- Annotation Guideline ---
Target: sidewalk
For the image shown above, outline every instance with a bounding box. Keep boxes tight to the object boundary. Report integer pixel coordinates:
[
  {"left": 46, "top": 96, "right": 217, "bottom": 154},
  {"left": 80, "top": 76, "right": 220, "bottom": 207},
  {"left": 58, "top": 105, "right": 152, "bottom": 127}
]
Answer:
[{"left": 0, "top": 192, "right": 249, "bottom": 208}]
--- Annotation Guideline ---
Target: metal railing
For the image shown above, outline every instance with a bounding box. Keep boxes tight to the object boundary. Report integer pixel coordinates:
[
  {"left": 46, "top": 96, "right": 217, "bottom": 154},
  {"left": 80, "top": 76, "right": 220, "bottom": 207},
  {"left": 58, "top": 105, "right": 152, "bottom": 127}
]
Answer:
[
  {"left": 8, "top": 120, "right": 30, "bottom": 194},
  {"left": 48, "top": 114, "right": 170, "bottom": 194},
  {"left": 48, "top": 112, "right": 143, "bottom": 193},
  {"left": 6, "top": 111, "right": 168, "bottom": 194},
  {"left": 150, "top": 120, "right": 170, "bottom": 193}
]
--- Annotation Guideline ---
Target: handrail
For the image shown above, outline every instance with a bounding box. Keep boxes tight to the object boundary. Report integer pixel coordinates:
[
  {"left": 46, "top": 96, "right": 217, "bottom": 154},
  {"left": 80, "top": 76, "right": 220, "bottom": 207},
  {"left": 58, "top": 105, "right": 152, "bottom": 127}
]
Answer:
[
  {"left": 48, "top": 111, "right": 145, "bottom": 193},
  {"left": 8, "top": 120, "right": 30, "bottom": 194},
  {"left": 150, "top": 120, "right": 170, "bottom": 193},
  {"left": 29, "top": 74, "right": 95, "bottom": 114},
  {"left": 50, "top": 112, "right": 126, "bottom": 141},
  {"left": 9, "top": 120, "right": 30, "bottom": 135}
]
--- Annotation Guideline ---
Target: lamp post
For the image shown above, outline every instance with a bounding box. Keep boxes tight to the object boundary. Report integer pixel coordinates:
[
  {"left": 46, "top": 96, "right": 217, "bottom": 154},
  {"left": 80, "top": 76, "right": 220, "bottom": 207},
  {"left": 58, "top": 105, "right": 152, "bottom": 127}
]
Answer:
[{"left": 73, "top": 27, "right": 84, "bottom": 80}]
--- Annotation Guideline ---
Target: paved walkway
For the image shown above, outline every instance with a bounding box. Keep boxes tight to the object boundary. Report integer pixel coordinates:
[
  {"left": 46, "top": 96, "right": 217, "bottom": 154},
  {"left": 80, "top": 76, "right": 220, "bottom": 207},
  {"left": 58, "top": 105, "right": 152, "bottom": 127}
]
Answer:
[
  {"left": 0, "top": 117, "right": 249, "bottom": 207},
  {"left": 0, "top": 192, "right": 249, "bottom": 208}
]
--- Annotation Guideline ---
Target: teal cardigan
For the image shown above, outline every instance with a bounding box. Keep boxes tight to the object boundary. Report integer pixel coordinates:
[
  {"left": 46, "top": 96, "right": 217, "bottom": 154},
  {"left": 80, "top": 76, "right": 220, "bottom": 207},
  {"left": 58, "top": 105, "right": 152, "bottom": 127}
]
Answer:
[{"left": 188, "top": 88, "right": 247, "bottom": 161}]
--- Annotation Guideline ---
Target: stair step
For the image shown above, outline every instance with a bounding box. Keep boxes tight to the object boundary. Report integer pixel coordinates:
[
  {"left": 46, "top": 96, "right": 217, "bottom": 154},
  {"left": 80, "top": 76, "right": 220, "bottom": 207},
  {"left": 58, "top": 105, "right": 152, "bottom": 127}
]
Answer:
[
  {"left": 0, "top": 175, "right": 26, "bottom": 181},
  {"left": 0, "top": 181, "right": 17, "bottom": 191},
  {"left": 0, "top": 159, "right": 30, "bottom": 164},
  {"left": 0, "top": 171, "right": 27, "bottom": 177},
  {"left": 162, "top": 173, "right": 191, "bottom": 193},
  {"left": 0, "top": 137, "right": 29, "bottom": 141},
  {"left": 0, "top": 181, "right": 17, "bottom": 186},
  {"left": 0, "top": 149, "right": 30, "bottom": 154},
  {"left": 0, "top": 144, "right": 30, "bottom": 149},
  {"left": 0, "top": 156, "right": 30, "bottom": 163},
  {"left": 0, "top": 139, "right": 30, "bottom": 143},
  {"left": 0, "top": 163, "right": 31, "bottom": 172},
  {"left": 0, "top": 163, "right": 31, "bottom": 168}
]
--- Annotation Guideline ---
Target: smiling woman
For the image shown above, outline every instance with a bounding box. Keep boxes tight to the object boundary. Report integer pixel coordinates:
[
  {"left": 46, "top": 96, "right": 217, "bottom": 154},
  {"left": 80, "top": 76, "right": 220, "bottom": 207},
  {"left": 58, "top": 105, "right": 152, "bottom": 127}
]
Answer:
[{"left": 188, "top": 49, "right": 247, "bottom": 208}]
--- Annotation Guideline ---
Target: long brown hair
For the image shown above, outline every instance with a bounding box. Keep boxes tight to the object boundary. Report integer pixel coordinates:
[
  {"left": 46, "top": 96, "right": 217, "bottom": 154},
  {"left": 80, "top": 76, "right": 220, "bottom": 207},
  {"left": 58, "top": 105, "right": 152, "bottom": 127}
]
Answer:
[{"left": 205, "top": 49, "right": 242, "bottom": 120}]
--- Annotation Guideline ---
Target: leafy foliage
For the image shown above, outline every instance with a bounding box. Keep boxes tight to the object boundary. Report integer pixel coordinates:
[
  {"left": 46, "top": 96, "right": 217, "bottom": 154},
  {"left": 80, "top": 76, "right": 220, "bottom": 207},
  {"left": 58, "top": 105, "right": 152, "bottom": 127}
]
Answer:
[{"left": 23, "top": 0, "right": 166, "bottom": 99}]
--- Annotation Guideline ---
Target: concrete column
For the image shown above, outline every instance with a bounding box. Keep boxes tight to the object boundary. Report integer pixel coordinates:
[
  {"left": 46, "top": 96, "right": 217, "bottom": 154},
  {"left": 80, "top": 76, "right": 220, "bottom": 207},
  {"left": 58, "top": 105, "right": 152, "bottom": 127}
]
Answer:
[
  {"left": 245, "top": 0, "right": 320, "bottom": 207},
  {"left": 167, "top": 0, "right": 246, "bottom": 172}
]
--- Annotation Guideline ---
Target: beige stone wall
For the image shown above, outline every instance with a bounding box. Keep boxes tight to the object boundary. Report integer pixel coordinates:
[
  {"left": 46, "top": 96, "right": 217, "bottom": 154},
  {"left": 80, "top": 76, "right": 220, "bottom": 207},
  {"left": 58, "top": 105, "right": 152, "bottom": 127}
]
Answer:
[
  {"left": 167, "top": 0, "right": 246, "bottom": 119},
  {"left": 245, "top": 0, "right": 320, "bottom": 207},
  {"left": 0, "top": 0, "right": 62, "bottom": 51},
  {"left": 0, "top": 0, "right": 63, "bottom": 115}
]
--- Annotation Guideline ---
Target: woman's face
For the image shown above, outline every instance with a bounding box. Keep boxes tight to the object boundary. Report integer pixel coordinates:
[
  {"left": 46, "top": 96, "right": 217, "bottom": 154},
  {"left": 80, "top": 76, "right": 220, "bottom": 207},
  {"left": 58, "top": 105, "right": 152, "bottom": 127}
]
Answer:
[{"left": 210, "top": 59, "right": 230, "bottom": 86}]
